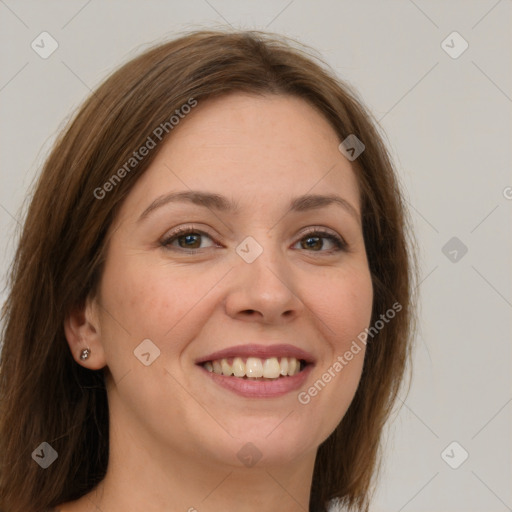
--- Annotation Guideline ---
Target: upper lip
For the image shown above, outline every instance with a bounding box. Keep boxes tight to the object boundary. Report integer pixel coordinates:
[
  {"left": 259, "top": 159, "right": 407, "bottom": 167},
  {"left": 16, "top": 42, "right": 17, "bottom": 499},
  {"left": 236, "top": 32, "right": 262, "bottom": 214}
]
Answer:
[{"left": 195, "top": 344, "right": 316, "bottom": 365}]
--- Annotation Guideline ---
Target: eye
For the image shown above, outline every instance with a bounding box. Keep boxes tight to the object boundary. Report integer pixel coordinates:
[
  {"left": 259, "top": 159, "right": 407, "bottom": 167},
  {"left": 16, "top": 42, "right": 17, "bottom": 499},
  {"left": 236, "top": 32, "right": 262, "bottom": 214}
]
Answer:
[
  {"left": 293, "top": 229, "right": 347, "bottom": 253},
  {"left": 160, "top": 226, "right": 218, "bottom": 252},
  {"left": 160, "top": 225, "right": 348, "bottom": 254}
]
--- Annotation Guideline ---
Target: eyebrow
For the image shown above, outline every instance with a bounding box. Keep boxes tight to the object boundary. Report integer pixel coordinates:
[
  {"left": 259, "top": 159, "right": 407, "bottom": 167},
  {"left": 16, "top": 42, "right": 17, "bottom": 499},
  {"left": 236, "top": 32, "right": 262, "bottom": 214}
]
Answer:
[{"left": 137, "top": 190, "right": 360, "bottom": 223}]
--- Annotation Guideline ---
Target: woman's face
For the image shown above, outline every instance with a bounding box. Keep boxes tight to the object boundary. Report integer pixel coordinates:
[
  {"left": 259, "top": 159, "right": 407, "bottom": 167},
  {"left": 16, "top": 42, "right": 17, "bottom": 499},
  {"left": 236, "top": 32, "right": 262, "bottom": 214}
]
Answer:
[{"left": 88, "top": 93, "right": 373, "bottom": 469}]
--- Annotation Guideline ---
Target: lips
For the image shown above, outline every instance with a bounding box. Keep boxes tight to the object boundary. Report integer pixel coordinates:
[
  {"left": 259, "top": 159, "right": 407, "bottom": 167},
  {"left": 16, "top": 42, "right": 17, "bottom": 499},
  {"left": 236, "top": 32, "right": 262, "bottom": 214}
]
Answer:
[
  {"left": 195, "top": 344, "right": 315, "bottom": 398},
  {"left": 195, "top": 344, "right": 316, "bottom": 365}
]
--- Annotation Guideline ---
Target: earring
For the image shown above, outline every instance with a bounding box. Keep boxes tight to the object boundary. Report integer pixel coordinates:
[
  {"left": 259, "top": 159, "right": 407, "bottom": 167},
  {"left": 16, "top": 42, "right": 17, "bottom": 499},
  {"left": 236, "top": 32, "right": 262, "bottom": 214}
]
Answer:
[{"left": 80, "top": 348, "right": 91, "bottom": 360}]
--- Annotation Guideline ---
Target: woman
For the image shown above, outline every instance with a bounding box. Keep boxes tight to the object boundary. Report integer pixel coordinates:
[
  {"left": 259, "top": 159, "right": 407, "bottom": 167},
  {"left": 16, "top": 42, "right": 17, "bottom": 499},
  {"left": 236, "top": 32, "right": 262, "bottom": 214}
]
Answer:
[{"left": 0, "top": 30, "right": 416, "bottom": 512}]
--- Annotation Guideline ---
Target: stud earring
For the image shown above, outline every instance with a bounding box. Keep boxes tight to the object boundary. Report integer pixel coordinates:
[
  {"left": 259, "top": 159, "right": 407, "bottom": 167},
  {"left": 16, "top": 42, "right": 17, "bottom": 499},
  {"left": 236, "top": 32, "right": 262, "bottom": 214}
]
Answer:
[{"left": 80, "top": 348, "right": 91, "bottom": 360}]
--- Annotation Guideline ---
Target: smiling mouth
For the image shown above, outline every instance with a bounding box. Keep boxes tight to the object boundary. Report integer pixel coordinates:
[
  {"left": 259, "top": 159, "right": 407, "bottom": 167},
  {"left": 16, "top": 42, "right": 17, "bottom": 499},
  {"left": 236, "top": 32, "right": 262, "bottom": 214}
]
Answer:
[{"left": 201, "top": 356, "right": 308, "bottom": 380}]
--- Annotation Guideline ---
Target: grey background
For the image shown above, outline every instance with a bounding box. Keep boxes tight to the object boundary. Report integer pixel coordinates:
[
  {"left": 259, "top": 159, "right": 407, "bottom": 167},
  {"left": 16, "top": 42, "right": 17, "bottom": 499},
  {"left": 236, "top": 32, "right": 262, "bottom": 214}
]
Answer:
[{"left": 1, "top": 1, "right": 511, "bottom": 510}]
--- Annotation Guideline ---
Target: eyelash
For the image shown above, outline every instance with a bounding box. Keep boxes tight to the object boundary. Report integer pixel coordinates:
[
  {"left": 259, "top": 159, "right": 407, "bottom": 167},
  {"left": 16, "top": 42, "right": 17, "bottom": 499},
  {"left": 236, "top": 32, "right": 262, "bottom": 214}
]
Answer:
[{"left": 160, "top": 225, "right": 348, "bottom": 254}]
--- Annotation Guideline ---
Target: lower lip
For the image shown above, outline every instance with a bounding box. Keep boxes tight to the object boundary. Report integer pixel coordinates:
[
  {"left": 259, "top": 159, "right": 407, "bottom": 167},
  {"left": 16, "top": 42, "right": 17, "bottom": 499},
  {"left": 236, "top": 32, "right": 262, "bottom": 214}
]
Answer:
[{"left": 199, "top": 364, "right": 313, "bottom": 398}]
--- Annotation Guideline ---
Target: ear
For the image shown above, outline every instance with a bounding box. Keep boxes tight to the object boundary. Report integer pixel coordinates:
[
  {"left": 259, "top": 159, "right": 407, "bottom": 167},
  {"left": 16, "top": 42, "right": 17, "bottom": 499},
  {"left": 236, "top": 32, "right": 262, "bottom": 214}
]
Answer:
[{"left": 64, "top": 295, "right": 107, "bottom": 370}]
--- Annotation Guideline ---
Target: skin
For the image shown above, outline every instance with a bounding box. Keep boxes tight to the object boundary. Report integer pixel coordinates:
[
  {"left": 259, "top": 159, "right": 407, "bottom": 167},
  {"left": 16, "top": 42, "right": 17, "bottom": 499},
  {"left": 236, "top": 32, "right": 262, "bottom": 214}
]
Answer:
[{"left": 61, "top": 93, "right": 373, "bottom": 512}]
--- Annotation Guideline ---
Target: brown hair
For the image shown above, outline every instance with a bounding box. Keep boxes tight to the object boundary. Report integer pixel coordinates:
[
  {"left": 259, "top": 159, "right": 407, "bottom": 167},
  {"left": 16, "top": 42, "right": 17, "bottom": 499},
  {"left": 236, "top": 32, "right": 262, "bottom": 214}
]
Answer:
[{"left": 0, "top": 29, "right": 416, "bottom": 512}]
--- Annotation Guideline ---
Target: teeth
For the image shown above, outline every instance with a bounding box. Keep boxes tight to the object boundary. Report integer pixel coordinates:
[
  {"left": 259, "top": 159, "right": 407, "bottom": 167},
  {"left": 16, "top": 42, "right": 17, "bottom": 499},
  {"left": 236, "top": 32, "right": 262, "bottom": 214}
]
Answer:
[
  {"left": 232, "top": 357, "right": 245, "bottom": 377},
  {"left": 246, "top": 357, "right": 263, "bottom": 378},
  {"left": 279, "top": 357, "right": 288, "bottom": 376},
  {"left": 262, "top": 357, "right": 281, "bottom": 378},
  {"left": 221, "top": 358, "right": 232, "bottom": 376},
  {"left": 203, "top": 356, "right": 303, "bottom": 378},
  {"left": 212, "top": 360, "right": 222, "bottom": 374}
]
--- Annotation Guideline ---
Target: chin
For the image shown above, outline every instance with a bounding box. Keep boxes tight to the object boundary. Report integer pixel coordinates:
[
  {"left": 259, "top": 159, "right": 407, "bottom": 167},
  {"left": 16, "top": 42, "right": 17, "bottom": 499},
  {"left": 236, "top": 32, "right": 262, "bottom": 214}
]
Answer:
[{"left": 198, "top": 417, "right": 322, "bottom": 469}]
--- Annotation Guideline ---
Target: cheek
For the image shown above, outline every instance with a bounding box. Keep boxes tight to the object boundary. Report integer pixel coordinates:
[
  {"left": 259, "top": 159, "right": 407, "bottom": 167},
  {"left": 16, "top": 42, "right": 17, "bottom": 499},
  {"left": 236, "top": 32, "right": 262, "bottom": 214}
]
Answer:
[
  {"left": 295, "top": 267, "right": 372, "bottom": 442},
  {"left": 99, "top": 256, "right": 222, "bottom": 355},
  {"left": 309, "top": 264, "right": 373, "bottom": 348}
]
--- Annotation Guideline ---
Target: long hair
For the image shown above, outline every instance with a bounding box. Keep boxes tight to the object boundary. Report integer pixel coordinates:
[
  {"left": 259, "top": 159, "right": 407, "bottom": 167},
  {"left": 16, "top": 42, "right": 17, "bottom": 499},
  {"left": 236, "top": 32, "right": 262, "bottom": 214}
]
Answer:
[{"left": 0, "top": 29, "right": 416, "bottom": 512}]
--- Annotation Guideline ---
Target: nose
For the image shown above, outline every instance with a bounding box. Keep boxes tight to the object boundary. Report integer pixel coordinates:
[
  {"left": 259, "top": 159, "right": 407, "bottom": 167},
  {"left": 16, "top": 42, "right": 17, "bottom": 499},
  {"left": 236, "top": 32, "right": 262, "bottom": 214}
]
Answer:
[{"left": 224, "top": 244, "right": 304, "bottom": 324}]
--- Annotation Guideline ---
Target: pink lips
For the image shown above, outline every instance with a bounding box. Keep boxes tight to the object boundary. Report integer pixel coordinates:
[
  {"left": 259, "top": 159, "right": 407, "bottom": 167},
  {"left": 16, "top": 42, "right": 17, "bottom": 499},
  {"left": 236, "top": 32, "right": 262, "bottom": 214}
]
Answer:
[
  {"left": 196, "top": 344, "right": 315, "bottom": 398},
  {"left": 195, "top": 344, "right": 315, "bottom": 365},
  {"left": 201, "top": 365, "right": 312, "bottom": 398}
]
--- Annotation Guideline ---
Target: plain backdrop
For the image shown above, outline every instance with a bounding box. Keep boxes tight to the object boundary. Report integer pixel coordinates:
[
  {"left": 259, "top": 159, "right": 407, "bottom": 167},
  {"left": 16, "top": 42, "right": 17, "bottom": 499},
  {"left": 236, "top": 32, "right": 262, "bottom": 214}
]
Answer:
[{"left": 0, "top": 1, "right": 511, "bottom": 511}]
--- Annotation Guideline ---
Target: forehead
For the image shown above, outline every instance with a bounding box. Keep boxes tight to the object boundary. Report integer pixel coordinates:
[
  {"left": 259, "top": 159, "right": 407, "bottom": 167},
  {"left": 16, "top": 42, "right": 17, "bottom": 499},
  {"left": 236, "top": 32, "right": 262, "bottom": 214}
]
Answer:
[{"left": 121, "top": 92, "right": 361, "bottom": 219}]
